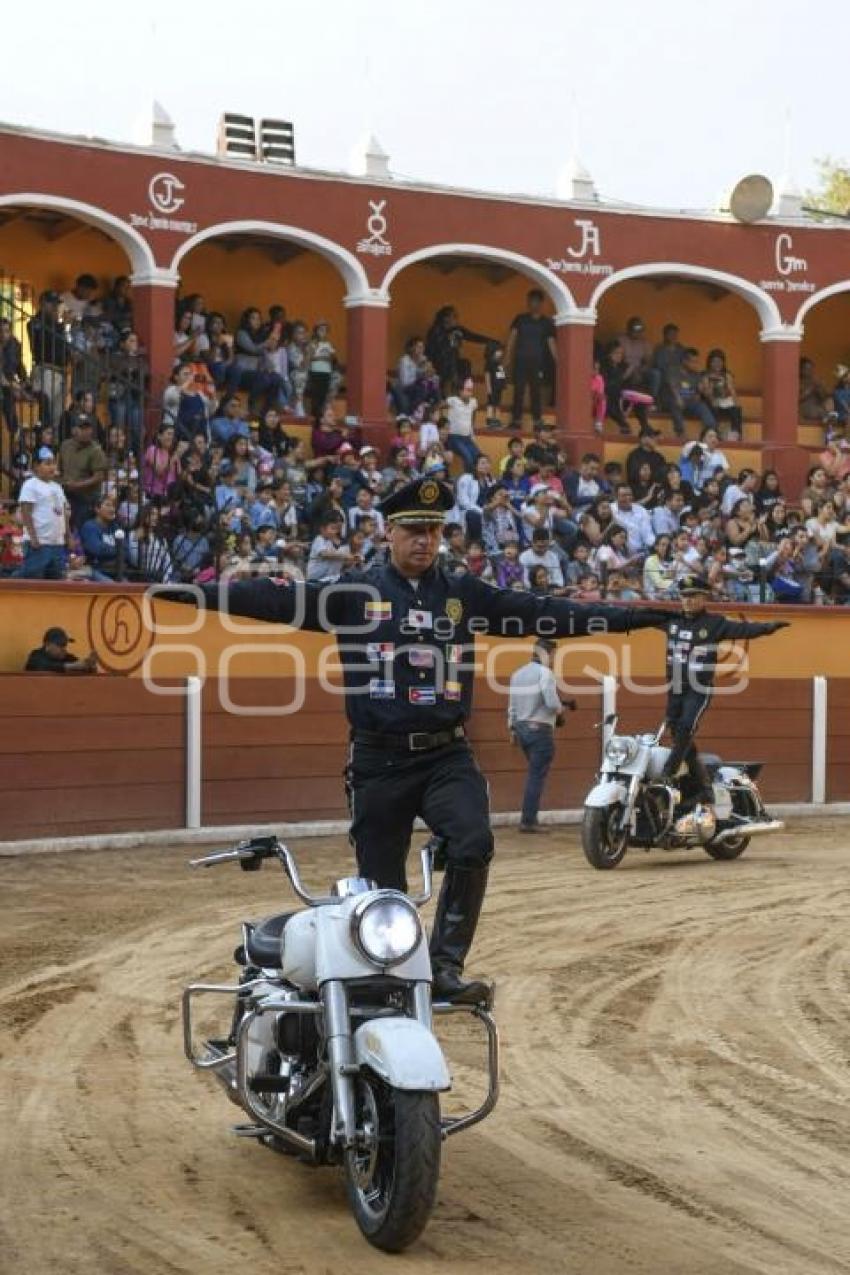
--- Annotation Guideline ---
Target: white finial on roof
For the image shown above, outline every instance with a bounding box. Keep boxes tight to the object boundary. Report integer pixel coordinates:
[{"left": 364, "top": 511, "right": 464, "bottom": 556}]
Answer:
[
  {"left": 150, "top": 100, "right": 178, "bottom": 150},
  {"left": 351, "top": 133, "right": 391, "bottom": 180},
  {"left": 556, "top": 97, "right": 597, "bottom": 201}
]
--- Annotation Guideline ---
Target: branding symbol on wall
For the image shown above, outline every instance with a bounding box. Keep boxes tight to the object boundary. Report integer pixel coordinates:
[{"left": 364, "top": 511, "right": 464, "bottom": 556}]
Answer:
[
  {"left": 357, "top": 200, "right": 392, "bottom": 257},
  {"left": 129, "top": 173, "right": 197, "bottom": 235},
  {"left": 567, "top": 218, "right": 601, "bottom": 259},
  {"left": 148, "top": 172, "right": 186, "bottom": 215},
  {"left": 87, "top": 594, "right": 154, "bottom": 674},
  {"left": 758, "top": 232, "right": 814, "bottom": 295},
  {"left": 545, "top": 217, "right": 612, "bottom": 278}
]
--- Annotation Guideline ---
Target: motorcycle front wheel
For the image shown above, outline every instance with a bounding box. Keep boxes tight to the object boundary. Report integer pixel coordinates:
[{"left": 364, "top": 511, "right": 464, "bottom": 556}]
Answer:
[
  {"left": 345, "top": 1072, "right": 441, "bottom": 1252},
  {"left": 582, "top": 803, "right": 629, "bottom": 869}
]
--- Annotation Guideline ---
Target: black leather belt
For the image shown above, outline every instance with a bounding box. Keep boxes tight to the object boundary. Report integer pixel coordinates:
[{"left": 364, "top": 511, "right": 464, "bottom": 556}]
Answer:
[{"left": 352, "top": 725, "right": 466, "bottom": 753}]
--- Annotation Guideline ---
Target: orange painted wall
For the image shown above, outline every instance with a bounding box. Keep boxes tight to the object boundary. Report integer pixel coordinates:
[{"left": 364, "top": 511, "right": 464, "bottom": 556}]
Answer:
[
  {"left": 800, "top": 293, "right": 850, "bottom": 382},
  {"left": 0, "top": 219, "right": 130, "bottom": 300},
  {"left": 178, "top": 241, "right": 348, "bottom": 357},
  {"left": 1, "top": 582, "right": 848, "bottom": 682},
  {"left": 595, "top": 279, "right": 763, "bottom": 392}
]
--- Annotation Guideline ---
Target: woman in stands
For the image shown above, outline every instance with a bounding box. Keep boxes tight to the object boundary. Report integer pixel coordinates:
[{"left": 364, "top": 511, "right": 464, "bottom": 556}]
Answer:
[
  {"left": 643, "top": 533, "right": 677, "bottom": 598},
  {"left": 224, "top": 433, "right": 258, "bottom": 496},
  {"left": 724, "top": 497, "right": 760, "bottom": 550},
  {"left": 127, "top": 503, "right": 175, "bottom": 582},
  {"left": 306, "top": 321, "right": 338, "bottom": 423},
  {"left": 703, "top": 349, "right": 743, "bottom": 441},
  {"left": 755, "top": 468, "right": 783, "bottom": 515},
  {"left": 601, "top": 341, "right": 647, "bottom": 437},
  {"left": 142, "top": 423, "right": 182, "bottom": 504}
]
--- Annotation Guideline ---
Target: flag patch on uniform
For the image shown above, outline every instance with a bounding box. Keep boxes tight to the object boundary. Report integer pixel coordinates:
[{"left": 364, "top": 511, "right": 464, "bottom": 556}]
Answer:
[
  {"left": 446, "top": 644, "right": 463, "bottom": 665},
  {"left": 369, "top": 678, "right": 396, "bottom": 700},
  {"left": 407, "top": 608, "right": 433, "bottom": 629},
  {"left": 365, "top": 601, "right": 392, "bottom": 620},
  {"left": 445, "top": 680, "right": 462, "bottom": 701},
  {"left": 366, "top": 642, "right": 394, "bottom": 661},
  {"left": 408, "top": 646, "right": 435, "bottom": 668},
  {"left": 409, "top": 686, "right": 437, "bottom": 705}
]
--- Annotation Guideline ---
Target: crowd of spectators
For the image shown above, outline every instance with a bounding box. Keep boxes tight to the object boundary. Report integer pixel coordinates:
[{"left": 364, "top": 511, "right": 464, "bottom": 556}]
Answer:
[{"left": 1, "top": 276, "right": 850, "bottom": 604}]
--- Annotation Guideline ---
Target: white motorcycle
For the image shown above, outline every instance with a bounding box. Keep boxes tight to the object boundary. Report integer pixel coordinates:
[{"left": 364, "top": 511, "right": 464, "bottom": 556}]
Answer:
[
  {"left": 582, "top": 715, "right": 784, "bottom": 869},
  {"left": 183, "top": 835, "right": 498, "bottom": 1252}
]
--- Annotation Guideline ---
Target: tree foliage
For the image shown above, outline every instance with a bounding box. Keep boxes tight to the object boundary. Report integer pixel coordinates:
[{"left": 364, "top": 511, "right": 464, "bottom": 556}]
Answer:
[{"left": 806, "top": 157, "right": 850, "bottom": 215}]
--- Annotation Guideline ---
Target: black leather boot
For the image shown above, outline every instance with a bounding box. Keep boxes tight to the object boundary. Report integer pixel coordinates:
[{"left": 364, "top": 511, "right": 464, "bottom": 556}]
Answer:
[{"left": 430, "top": 863, "right": 492, "bottom": 1006}]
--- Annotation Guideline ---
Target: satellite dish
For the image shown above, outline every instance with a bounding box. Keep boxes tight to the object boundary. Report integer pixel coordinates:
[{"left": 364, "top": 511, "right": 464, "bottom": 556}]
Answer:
[{"left": 728, "top": 174, "right": 774, "bottom": 224}]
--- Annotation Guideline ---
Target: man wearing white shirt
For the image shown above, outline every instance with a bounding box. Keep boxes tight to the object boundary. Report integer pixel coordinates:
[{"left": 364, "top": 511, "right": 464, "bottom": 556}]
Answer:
[
  {"left": 613, "top": 484, "right": 655, "bottom": 556},
  {"left": 519, "top": 528, "right": 565, "bottom": 588},
  {"left": 508, "top": 638, "right": 576, "bottom": 831},
  {"left": 720, "top": 468, "right": 757, "bottom": 517},
  {"left": 13, "top": 447, "right": 70, "bottom": 579}
]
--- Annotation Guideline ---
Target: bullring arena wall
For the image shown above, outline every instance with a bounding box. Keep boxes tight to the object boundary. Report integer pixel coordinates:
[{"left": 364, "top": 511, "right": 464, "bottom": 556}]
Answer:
[{"left": 1, "top": 581, "right": 848, "bottom": 842}]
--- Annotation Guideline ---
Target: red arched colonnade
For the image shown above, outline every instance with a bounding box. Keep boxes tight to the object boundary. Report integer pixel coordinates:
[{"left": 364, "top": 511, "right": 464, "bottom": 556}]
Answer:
[{"left": 2, "top": 122, "right": 850, "bottom": 488}]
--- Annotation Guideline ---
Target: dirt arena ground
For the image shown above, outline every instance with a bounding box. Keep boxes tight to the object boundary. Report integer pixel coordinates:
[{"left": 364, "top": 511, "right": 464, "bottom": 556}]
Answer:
[{"left": 1, "top": 819, "right": 849, "bottom": 1275}]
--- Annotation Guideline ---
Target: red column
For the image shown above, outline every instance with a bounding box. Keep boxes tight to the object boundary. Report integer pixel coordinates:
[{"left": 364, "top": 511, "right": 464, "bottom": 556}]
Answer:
[
  {"left": 555, "top": 315, "right": 597, "bottom": 461},
  {"left": 345, "top": 301, "right": 390, "bottom": 453},
  {"left": 760, "top": 335, "right": 808, "bottom": 495},
  {"left": 131, "top": 272, "right": 179, "bottom": 438}
]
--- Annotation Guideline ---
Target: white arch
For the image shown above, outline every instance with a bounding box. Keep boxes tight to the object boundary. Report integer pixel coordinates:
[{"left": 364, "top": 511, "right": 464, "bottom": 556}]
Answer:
[
  {"left": 379, "top": 243, "right": 577, "bottom": 313},
  {"left": 0, "top": 192, "right": 157, "bottom": 275},
  {"left": 589, "top": 262, "right": 782, "bottom": 332},
  {"left": 169, "top": 221, "right": 371, "bottom": 298},
  {"left": 794, "top": 281, "right": 850, "bottom": 328}
]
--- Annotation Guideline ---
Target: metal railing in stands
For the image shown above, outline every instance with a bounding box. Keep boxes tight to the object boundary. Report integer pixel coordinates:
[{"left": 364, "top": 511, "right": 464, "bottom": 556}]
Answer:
[{"left": 0, "top": 269, "right": 161, "bottom": 518}]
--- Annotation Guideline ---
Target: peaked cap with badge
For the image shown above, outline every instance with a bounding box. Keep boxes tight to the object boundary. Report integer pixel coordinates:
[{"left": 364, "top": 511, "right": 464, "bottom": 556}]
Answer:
[{"left": 378, "top": 474, "right": 455, "bottom": 525}]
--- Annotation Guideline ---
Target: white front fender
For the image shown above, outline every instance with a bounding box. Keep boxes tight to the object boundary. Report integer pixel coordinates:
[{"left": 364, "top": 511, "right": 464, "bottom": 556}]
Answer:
[
  {"left": 585, "top": 779, "right": 629, "bottom": 808},
  {"left": 354, "top": 1017, "right": 451, "bottom": 1092}
]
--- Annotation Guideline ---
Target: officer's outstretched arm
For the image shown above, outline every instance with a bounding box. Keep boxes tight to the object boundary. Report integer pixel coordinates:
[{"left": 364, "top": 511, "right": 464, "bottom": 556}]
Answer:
[
  {"left": 461, "top": 577, "right": 672, "bottom": 638},
  {"left": 195, "top": 577, "right": 341, "bottom": 632},
  {"left": 717, "top": 617, "right": 790, "bottom": 640}
]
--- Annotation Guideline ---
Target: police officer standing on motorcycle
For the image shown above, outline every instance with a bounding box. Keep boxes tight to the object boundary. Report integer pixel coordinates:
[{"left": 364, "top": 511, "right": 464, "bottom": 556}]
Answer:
[
  {"left": 659, "top": 575, "right": 789, "bottom": 805},
  {"left": 187, "top": 474, "right": 670, "bottom": 1004}
]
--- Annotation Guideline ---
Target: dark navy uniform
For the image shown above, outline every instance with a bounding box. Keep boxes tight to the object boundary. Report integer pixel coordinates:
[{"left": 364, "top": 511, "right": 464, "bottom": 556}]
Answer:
[
  {"left": 196, "top": 475, "right": 669, "bottom": 1001},
  {"left": 660, "top": 577, "right": 788, "bottom": 799}
]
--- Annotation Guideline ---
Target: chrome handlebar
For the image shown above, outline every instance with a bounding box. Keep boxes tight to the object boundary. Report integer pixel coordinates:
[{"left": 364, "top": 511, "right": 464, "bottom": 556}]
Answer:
[{"left": 189, "top": 838, "right": 434, "bottom": 909}]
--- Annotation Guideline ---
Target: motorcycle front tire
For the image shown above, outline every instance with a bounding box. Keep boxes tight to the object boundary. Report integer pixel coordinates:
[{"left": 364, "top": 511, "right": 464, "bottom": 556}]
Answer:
[
  {"left": 581, "top": 803, "right": 629, "bottom": 870},
  {"left": 345, "top": 1073, "right": 441, "bottom": 1253}
]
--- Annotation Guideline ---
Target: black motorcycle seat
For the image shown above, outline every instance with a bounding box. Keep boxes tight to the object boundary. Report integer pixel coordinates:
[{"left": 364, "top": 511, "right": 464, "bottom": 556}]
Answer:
[
  {"left": 699, "top": 754, "right": 763, "bottom": 780},
  {"left": 246, "top": 913, "right": 292, "bottom": 968}
]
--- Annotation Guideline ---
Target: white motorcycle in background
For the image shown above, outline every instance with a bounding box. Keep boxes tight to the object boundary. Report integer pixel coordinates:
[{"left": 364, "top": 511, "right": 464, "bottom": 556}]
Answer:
[
  {"left": 183, "top": 836, "right": 498, "bottom": 1253},
  {"left": 581, "top": 715, "right": 784, "bottom": 870}
]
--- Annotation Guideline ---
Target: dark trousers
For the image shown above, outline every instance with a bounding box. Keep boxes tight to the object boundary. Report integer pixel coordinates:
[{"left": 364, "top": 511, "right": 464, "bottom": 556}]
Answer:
[
  {"left": 513, "top": 722, "right": 556, "bottom": 825},
  {"left": 308, "top": 371, "right": 332, "bottom": 422},
  {"left": 512, "top": 358, "right": 544, "bottom": 423},
  {"left": 663, "top": 689, "right": 713, "bottom": 801},
  {"left": 346, "top": 740, "right": 494, "bottom": 892}
]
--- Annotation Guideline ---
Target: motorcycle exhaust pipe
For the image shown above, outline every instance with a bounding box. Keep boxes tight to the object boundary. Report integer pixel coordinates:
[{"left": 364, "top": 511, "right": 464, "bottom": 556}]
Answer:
[{"left": 713, "top": 819, "right": 784, "bottom": 844}]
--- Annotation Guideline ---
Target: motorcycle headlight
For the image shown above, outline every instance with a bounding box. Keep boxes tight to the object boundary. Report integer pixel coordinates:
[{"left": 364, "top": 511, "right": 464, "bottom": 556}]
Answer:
[
  {"left": 351, "top": 892, "right": 423, "bottom": 968},
  {"left": 605, "top": 735, "right": 638, "bottom": 766}
]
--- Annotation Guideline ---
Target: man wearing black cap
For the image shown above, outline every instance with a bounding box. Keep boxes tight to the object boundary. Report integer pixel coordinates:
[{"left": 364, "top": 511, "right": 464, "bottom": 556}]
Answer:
[
  {"left": 186, "top": 474, "right": 671, "bottom": 1004},
  {"left": 658, "top": 575, "right": 789, "bottom": 804},
  {"left": 24, "top": 628, "right": 97, "bottom": 674},
  {"left": 58, "top": 415, "right": 107, "bottom": 529},
  {"left": 508, "top": 637, "right": 577, "bottom": 831}
]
